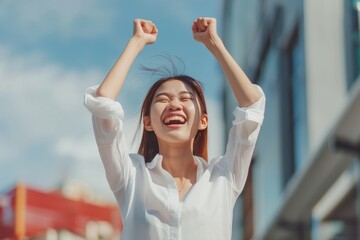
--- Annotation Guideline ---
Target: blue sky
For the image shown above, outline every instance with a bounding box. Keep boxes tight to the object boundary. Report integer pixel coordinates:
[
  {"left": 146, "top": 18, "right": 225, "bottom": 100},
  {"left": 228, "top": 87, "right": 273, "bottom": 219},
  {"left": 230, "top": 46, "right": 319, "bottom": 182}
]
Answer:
[{"left": 0, "top": 0, "right": 225, "bottom": 200}]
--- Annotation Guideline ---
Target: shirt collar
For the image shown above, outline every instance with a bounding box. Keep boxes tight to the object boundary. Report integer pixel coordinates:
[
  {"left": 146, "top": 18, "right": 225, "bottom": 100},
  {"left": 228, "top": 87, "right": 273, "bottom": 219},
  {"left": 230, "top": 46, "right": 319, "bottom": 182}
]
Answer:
[
  {"left": 194, "top": 156, "right": 207, "bottom": 180},
  {"left": 146, "top": 154, "right": 163, "bottom": 169},
  {"left": 146, "top": 154, "right": 207, "bottom": 181}
]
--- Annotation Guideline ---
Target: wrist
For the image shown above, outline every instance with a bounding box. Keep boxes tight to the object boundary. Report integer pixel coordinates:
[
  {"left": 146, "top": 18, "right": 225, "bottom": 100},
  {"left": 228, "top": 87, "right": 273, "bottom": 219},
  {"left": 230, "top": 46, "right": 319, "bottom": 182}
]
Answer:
[
  {"left": 204, "top": 34, "right": 223, "bottom": 52},
  {"left": 129, "top": 36, "right": 147, "bottom": 51}
]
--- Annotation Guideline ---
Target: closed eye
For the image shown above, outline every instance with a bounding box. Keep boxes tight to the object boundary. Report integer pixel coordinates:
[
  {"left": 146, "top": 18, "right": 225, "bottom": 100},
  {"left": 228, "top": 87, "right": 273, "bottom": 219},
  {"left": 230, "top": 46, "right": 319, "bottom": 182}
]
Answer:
[
  {"left": 180, "top": 93, "right": 194, "bottom": 102},
  {"left": 180, "top": 97, "right": 192, "bottom": 102},
  {"left": 155, "top": 97, "right": 170, "bottom": 103}
]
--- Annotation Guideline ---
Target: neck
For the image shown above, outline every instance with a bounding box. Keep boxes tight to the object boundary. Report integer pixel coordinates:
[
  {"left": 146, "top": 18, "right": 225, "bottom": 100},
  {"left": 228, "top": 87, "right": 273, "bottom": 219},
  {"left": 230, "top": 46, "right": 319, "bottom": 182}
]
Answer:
[{"left": 158, "top": 141, "right": 196, "bottom": 178}]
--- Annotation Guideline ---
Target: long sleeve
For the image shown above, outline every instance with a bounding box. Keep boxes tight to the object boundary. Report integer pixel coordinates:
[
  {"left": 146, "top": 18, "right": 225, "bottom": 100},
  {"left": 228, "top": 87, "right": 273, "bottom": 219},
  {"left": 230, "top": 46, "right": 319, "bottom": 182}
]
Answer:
[
  {"left": 223, "top": 85, "right": 265, "bottom": 195},
  {"left": 84, "top": 85, "right": 135, "bottom": 194}
]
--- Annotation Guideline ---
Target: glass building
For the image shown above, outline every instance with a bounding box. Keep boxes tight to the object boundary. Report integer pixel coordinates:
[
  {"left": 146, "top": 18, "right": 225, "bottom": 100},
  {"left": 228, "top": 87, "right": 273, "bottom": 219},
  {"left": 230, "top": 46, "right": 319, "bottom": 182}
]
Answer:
[{"left": 221, "top": 0, "right": 360, "bottom": 239}]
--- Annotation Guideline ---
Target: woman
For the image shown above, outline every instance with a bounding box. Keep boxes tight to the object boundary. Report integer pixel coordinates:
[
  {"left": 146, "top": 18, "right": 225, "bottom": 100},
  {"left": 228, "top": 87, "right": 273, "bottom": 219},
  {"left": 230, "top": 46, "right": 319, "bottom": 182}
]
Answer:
[{"left": 84, "top": 17, "right": 265, "bottom": 240}]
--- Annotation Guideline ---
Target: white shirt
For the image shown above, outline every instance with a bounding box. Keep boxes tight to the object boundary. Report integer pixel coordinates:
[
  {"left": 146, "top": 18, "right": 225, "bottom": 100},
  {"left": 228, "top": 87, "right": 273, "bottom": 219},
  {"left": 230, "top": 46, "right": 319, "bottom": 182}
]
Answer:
[{"left": 84, "top": 85, "right": 265, "bottom": 240}]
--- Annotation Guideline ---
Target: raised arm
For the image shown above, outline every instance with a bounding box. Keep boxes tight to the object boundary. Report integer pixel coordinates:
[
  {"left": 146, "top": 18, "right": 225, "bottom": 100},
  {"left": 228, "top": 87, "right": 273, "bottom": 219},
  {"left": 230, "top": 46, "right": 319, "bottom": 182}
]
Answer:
[
  {"left": 192, "top": 17, "right": 261, "bottom": 107},
  {"left": 96, "top": 19, "right": 158, "bottom": 99}
]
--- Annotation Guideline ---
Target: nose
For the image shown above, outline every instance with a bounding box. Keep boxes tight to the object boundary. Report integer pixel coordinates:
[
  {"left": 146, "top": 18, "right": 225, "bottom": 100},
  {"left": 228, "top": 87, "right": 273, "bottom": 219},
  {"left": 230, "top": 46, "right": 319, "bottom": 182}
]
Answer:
[{"left": 168, "top": 99, "right": 182, "bottom": 111}]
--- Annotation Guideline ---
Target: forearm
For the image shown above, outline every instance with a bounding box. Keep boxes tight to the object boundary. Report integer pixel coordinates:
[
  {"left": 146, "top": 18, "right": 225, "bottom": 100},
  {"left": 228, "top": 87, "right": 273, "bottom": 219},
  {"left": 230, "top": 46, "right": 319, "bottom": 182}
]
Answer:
[
  {"left": 205, "top": 35, "right": 261, "bottom": 107},
  {"left": 96, "top": 37, "right": 146, "bottom": 100}
]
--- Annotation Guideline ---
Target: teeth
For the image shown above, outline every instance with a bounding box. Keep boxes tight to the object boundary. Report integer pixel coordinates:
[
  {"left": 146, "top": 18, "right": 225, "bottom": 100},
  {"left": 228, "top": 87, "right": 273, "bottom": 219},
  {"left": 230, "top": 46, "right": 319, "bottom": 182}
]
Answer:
[{"left": 164, "top": 116, "right": 186, "bottom": 124}]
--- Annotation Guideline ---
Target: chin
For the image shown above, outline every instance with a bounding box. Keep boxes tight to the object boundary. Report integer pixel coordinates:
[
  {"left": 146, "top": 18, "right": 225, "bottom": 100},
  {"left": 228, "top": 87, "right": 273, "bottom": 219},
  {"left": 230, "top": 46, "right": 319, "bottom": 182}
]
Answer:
[{"left": 159, "top": 134, "right": 194, "bottom": 144}]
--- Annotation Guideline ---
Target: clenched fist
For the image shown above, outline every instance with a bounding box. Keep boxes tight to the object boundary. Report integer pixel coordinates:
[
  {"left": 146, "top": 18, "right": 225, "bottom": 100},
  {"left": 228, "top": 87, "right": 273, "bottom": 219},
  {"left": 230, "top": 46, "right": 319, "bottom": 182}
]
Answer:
[
  {"left": 192, "top": 17, "right": 218, "bottom": 45},
  {"left": 133, "top": 19, "right": 158, "bottom": 45}
]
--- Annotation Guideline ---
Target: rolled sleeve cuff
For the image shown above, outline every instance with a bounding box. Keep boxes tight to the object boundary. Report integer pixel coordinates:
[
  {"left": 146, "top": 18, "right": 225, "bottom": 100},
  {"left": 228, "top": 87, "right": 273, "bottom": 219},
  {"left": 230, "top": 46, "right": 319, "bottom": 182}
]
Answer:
[
  {"left": 232, "top": 85, "right": 265, "bottom": 125},
  {"left": 84, "top": 85, "right": 124, "bottom": 120}
]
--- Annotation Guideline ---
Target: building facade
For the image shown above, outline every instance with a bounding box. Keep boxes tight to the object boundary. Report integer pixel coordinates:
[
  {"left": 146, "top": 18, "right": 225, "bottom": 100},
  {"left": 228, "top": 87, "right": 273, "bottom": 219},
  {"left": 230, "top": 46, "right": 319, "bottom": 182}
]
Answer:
[
  {"left": 222, "top": 0, "right": 360, "bottom": 239},
  {"left": 0, "top": 183, "right": 122, "bottom": 239}
]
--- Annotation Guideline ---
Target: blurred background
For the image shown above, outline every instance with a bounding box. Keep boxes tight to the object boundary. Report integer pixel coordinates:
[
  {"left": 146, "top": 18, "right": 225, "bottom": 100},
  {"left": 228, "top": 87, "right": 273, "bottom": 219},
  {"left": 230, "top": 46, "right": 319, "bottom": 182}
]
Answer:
[{"left": 0, "top": 0, "right": 359, "bottom": 239}]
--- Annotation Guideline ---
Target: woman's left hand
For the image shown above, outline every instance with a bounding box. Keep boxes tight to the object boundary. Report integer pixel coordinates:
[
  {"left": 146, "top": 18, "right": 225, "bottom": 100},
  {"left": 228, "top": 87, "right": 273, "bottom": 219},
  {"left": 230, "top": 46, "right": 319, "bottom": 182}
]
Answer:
[{"left": 192, "top": 17, "right": 218, "bottom": 45}]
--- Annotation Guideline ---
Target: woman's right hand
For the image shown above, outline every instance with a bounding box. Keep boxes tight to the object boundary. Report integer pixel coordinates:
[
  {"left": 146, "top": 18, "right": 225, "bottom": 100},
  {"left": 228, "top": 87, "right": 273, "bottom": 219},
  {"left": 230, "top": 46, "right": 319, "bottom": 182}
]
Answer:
[{"left": 133, "top": 19, "right": 158, "bottom": 45}]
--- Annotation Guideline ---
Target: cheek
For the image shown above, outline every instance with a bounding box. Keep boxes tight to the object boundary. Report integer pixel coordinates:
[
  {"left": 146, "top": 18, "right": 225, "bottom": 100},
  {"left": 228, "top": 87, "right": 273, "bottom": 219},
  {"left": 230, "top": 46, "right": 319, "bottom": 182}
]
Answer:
[
  {"left": 186, "top": 105, "right": 202, "bottom": 123},
  {"left": 149, "top": 105, "right": 164, "bottom": 124},
  {"left": 187, "top": 101, "right": 202, "bottom": 116}
]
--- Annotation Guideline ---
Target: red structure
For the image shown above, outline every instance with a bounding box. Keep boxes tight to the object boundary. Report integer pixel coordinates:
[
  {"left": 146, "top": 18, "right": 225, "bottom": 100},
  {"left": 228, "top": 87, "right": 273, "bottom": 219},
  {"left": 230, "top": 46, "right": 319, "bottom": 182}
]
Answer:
[{"left": 0, "top": 183, "right": 122, "bottom": 239}]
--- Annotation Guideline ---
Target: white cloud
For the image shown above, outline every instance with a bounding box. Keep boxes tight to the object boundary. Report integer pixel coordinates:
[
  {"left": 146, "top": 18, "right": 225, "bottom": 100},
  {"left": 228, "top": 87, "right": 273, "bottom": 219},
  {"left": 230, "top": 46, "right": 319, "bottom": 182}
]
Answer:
[
  {"left": 55, "top": 136, "right": 99, "bottom": 163},
  {"left": 0, "top": 139, "right": 19, "bottom": 164},
  {"left": 0, "top": 45, "right": 102, "bottom": 141},
  {"left": 0, "top": 0, "right": 116, "bottom": 41},
  {"left": 0, "top": 44, "right": 106, "bottom": 190}
]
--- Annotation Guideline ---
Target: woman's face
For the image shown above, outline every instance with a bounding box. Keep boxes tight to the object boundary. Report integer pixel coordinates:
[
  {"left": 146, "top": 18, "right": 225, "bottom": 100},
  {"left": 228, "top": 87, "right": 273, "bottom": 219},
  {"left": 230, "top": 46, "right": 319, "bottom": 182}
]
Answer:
[{"left": 144, "top": 79, "right": 208, "bottom": 145}]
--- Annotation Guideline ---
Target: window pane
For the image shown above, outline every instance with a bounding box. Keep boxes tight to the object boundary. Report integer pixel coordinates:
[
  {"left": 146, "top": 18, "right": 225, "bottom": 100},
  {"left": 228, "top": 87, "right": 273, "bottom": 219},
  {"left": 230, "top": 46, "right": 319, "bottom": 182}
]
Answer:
[{"left": 346, "top": 0, "right": 360, "bottom": 88}]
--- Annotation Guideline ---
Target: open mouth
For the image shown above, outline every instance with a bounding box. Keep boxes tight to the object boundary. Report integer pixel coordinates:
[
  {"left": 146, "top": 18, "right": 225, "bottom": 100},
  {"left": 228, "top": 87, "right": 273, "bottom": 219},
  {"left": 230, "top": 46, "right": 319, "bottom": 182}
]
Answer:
[{"left": 163, "top": 115, "right": 187, "bottom": 125}]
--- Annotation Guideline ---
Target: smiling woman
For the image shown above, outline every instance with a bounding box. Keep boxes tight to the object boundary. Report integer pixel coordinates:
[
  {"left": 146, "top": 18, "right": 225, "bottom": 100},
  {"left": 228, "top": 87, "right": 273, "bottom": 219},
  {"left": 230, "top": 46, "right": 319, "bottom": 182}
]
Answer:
[{"left": 84, "top": 18, "right": 265, "bottom": 240}]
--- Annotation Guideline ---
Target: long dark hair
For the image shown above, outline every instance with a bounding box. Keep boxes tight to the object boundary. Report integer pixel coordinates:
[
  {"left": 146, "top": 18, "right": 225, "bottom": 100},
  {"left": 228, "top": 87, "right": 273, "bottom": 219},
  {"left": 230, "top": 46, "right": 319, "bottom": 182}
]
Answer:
[{"left": 137, "top": 75, "right": 208, "bottom": 163}]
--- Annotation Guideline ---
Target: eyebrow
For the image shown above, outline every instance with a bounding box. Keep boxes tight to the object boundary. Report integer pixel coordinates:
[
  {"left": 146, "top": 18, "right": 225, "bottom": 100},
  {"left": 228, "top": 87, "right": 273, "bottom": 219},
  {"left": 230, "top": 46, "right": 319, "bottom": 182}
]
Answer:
[{"left": 154, "top": 91, "right": 195, "bottom": 99}]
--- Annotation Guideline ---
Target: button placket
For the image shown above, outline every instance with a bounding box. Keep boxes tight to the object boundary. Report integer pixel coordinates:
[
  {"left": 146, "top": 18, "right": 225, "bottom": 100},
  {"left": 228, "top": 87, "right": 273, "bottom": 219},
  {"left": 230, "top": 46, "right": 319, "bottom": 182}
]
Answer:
[
  {"left": 157, "top": 157, "right": 181, "bottom": 240},
  {"left": 168, "top": 178, "right": 180, "bottom": 239}
]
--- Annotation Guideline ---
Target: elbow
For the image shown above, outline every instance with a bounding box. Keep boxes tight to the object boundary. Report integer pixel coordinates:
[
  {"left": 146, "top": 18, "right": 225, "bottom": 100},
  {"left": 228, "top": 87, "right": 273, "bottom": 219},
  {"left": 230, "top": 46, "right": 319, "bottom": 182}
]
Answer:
[
  {"left": 239, "top": 85, "right": 263, "bottom": 107},
  {"left": 248, "top": 85, "right": 263, "bottom": 104},
  {"left": 251, "top": 88, "right": 262, "bottom": 104}
]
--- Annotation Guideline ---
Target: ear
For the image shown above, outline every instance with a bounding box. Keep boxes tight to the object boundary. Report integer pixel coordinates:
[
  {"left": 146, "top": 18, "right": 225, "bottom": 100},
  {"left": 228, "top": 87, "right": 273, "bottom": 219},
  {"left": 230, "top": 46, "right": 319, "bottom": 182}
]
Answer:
[
  {"left": 198, "top": 114, "right": 208, "bottom": 130},
  {"left": 143, "top": 116, "right": 154, "bottom": 131}
]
